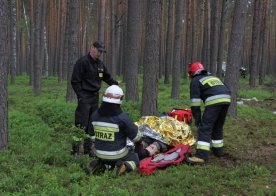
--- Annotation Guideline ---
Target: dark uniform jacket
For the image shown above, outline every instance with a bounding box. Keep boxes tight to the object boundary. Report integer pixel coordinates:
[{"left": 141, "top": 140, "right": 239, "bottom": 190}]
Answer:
[
  {"left": 190, "top": 73, "right": 231, "bottom": 126},
  {"left": 71, "top": 53, "right": 118, "bottom": 99},
  {"left": 89, "top": 104, "right": 142, "bottom": 160}
]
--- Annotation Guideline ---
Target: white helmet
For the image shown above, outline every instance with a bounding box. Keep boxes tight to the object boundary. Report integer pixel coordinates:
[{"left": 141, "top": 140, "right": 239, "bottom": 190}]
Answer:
[{"left": 102, "top": 85, "right": 124, "bottom": 104}]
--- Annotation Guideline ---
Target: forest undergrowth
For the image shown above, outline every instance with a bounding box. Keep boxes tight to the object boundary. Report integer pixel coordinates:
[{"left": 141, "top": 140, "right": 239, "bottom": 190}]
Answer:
[{"left": 1, "top": 75, "right": 275, "bottom": 195}]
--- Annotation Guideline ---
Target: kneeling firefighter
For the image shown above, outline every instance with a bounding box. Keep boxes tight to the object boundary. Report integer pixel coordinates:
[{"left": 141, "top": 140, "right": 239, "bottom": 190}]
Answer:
[
  {"left": 185, "top": 62, "right": 231, "bottom": 165},
  {"left": 86, "top": 85, "right": 142, "bottom": 176}
]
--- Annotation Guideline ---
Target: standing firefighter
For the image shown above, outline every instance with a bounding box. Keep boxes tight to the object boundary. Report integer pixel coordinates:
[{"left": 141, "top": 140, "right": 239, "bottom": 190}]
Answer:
[
  {"left": 86, "top": 85, "right": 142, "bottom": 176},
  {"left": 71, "top": 41, "right": 118, "bottom": 156},
  {"left": 185, "top": 62, "right": 231, "bottom": 165}
]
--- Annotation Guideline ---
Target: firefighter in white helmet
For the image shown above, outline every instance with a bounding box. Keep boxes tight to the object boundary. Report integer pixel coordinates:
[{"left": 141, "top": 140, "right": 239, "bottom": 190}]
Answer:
[{"left": 86, "top": 85, "right": 142, "bottom": 176}]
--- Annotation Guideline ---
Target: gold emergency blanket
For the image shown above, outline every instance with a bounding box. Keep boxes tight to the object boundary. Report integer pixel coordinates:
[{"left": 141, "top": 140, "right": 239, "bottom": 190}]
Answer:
[{"left": 135, "top": 116, "right": 195, "bottom": 147}]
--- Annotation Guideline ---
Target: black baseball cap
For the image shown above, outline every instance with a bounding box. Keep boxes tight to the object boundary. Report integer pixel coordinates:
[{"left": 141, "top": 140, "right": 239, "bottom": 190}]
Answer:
[{"left": 93, "top": 41, "right": 106, "bottom": 53}]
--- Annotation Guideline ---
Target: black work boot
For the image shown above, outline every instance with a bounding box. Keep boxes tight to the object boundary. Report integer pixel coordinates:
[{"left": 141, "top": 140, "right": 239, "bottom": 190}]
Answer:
[
  {"left": 71, "top": 141, "right": 81, "bottom": 156},
  {"left": 212, "top": 147, "right": 224, "bottom": 157},
  {"left": 85, "top": 159, "right": 105, "bottom": 175},
  {"left": 83, "top": 138, "right": 95, "bottom": 157}
]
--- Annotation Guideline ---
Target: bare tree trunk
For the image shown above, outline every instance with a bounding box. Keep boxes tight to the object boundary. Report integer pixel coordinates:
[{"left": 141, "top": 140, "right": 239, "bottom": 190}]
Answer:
[
  {"left": 28, "top": 0, "right": 35, "bottom": 85},
  {"left": 125, "top": 0, "right": 140, "bottom": 102},
  {"left": 217, "top": 0, "right": 227, "bottom": 79},
  {"left": 40, "top": 1, "right": 46, "bottom": 77},
  {"left": 10, "top": 0, "right": 16, "bottom": 84},
  {"left": 164, "top": 0, "right": 174, "bottom": 84},
  {"left": 66, "top": 0, "right": 78, "bottom": 102},
  {"left": 0, "top": 0, "right": 9, "bottom": 150},
  {"left": 141, "top": 0, "right": 160, "bottom": 116},
  {"left": 201, "top": 0, "right": 210, "bottom": 69},
  {"left": 191, "top": 0, "right": 197, "bottom": 62},
  {"left": 56, "top": 1, "right": 62, "bottom": 81},
  {"left": 43, "top": 26, "right": 49, "bottom": 77},
  {"left": 249, "top": 0, "right": 261, "bottom": 87},
  {"left": 82, "top": 0, "right": 89, "bottom": 54},
  {"left": 184, "top": 0, "right": 191, "bottom": 67},
  {"left": 23, "top": 1, "right": 30, "bottom": 74},
  {"left": 224, "top": 0, "right": 248, "bottom": 117},
  {"left": 196, "top": 0, "right": 205, "bottom": 61},
  {"left": 40, "top": 1, "right": 47, "bottom": 76},
  {"left": 210, "top": 0, "right": 220, "bottom": 75},
  {"left": 158, "top": 0, "right": 165, "bottom": 79},
  {"left": 16, "top": 0, "right": 22, "bottom": 75},
  {"left": 115, "top": 0, "right": 123, "bottom": 76},
  {"left": 105, "top": 0, "right": 111, "bottom": 69},
  {"left": 117, "top": 0, "right": 127, "bottom": 76},
  {"left": 58, "top": 0, "right": 66, "bottom": 82},
  {"left": 171, "top": 0, "right": 184, "bottom": 99},
  {"left": 34, "top": 0, "right": 42, "bottom": 96},
  {"left": 62, "top": 0, "right": 70, "bottom": 80},
  {"left": 98, "top": 0, "right": 105, "bottom": 43},
  {"left": 122, "top": 0, "right": 128, "bottom": 81},
  {"left": 259, "top": 0, "right": 269, "bottom": 85},
  {"left": 110, "top": 0, "right": 117, "bottom": 78}
]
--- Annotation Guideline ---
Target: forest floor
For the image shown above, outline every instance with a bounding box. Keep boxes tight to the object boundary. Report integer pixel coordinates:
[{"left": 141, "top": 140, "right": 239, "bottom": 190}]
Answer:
[
  {"left": 234, "top": 97, "right": 276, "bottom": 168},
  {"left": 1, "top": 75, "right": 275, "bottom": 195},
  {"left": 234, "top": 85, "right": 276, "bottom": 166}
]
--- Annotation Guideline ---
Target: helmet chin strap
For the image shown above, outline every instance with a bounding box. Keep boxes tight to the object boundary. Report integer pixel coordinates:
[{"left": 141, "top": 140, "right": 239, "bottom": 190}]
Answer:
[
  {"left": 193, "top": 69, "right": 207, "bottom": 77},
  {"left": 193, "top": 70, "right": 202, "bottom": 76}
]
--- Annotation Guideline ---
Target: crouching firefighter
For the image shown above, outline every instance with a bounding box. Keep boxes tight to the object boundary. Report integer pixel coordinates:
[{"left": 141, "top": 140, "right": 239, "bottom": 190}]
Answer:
[
  {"left": 185, "top": 62, "right": 231, "bottom": 165},
  {"left": 86, "top": 85, "right": 142, "bottom": 176}
]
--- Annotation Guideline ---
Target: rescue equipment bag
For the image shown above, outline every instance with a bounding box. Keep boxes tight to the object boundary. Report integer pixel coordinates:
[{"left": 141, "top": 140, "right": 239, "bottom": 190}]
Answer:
[
  {"left": 167, "top": 109, "right": 192, "bottom": 124},
  {"left": 138, "top": 144, "right": 191, "bottom": 175}
]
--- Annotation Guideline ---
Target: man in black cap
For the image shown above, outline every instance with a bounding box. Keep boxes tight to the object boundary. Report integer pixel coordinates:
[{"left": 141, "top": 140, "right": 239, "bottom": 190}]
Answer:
[{"left": 71, "top": 41, "right": 118, "bottom": 156}]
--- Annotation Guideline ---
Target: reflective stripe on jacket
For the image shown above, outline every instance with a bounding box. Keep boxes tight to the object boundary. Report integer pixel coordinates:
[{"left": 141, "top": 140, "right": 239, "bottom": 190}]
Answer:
[
  {"left": 190, "top": 74, "right": 231, "bottom": 107},
  {"left": 91, "top": 111, "right": 141, "bottom": 160}
]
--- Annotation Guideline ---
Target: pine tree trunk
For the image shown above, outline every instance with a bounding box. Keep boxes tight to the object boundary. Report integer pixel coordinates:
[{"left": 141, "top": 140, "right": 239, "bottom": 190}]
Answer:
[
  {"left": 210, "top": 0, "right": 220, "bottom": 75},
  {"left": 191, "top": 0, "right": 197, "bottom": 62},
  {"left": 141, "top": 0, "right": 160, "bottom": 116},
  {"left": 217, "top": 0, "right": 227, "bottom": 79},
  {"left": 249, "top": 0, "right": 261, "bottom": 87},
  {"left": 10, "top": 0, "right": 16, "bottom": 84},
  {"left": 171, "top": 0, "right": 184, "bottom": 99},
  {"left": 224, "top": 0, "right": 248, "bottom": 117},
  {"left": 164, "top": 0, "right": 174, "bottom": 84},
  {"left": 201, "top": 0, "right": 210, "bottom": 69},
  {"left": 0, "top": 0, "right": 9, "bottom": 150},
  {"left": 259, "top": 0, "right": 269, "bottom": 85},
  {"left": 62, "top": 0, "right": 70, "bottom": 80},
  {"left": 184, "top": 0, "right": 191, "bottom": 68},
  {"left": 110, "top": 0, "right": 117, "bottom": 78},
  {"left": 66, "top": 0, "right": 78, "bottom": 102},
  {"left": 34, "top": 0, "right": 42, "bottom": 96},
  {"left": 98, "top": 0, "right": 105, "bottom": 43},
  {"left": 125, "top": 0, "right": 140, "bottom": 102},
  {"left": 28, "top": 0, "right": 35, "bottom": 85}
]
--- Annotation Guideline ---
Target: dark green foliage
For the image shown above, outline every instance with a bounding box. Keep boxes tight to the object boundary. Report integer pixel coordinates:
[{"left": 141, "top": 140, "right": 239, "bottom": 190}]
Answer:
[{"left": 1, "top": 75, "right": 275, "bottom": 195}]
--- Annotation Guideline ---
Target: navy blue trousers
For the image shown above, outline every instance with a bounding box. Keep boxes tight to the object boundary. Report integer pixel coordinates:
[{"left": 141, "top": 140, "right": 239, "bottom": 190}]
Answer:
[{"left": 196, "top": 104, "right": 229, "bottom": 159}]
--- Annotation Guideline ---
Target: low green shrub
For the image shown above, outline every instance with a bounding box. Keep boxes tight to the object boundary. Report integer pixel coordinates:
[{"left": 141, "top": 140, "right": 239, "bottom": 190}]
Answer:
[{"left": 1, "top": 75, "right": 275, "bottom": 195}]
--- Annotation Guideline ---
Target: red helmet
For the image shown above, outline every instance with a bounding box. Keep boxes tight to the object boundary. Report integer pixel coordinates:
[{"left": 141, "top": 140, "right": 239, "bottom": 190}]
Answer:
[{"left": 188, "top": 62, "right": 206, "bottom": 77}]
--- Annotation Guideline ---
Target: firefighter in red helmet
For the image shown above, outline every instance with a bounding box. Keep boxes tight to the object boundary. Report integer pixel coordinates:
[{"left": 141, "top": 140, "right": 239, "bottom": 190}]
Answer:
[{"left": 185, "top": 62, "right": 231, "bottom": 165}]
